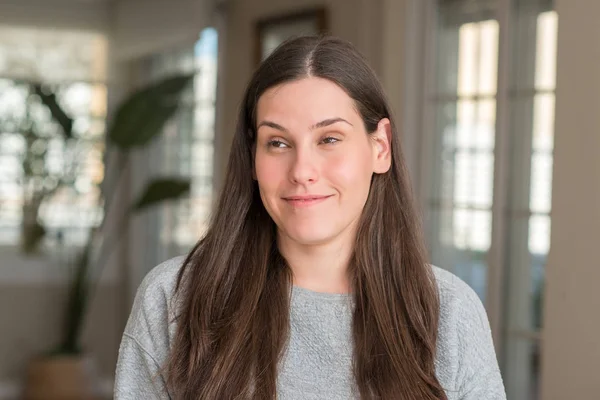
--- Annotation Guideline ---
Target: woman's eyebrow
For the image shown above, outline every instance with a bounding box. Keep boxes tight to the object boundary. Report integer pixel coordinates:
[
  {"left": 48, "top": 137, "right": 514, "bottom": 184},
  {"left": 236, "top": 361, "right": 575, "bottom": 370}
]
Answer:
[
  {"left": 257, "top": 117, "right": 353, "bottom": 132},
  {"left": 257, "top": 120, "right": 287, "bottom": 132},
  {"left": 310, "top": 118, "right": 353, "bottom": 130}
]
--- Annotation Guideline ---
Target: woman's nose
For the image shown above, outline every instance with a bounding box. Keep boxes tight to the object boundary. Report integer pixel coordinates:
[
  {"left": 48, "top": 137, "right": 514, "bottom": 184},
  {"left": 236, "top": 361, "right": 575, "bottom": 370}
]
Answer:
[{"left": 289, "top": 147, "right": 319, "bottom": 185}]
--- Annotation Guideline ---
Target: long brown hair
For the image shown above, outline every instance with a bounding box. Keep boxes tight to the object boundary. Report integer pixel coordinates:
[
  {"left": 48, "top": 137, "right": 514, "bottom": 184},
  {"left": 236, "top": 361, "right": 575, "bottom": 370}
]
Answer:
[{"left": 165, "top": 36, "right": 447, "bottom": 399}]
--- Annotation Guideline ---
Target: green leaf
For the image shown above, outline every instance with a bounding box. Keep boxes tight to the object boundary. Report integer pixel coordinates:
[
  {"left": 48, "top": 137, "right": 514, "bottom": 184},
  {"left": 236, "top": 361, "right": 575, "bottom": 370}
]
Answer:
[
  {"left": 131, "top": 178, "right": 191, "bottom": 212},
  {"left": 33, "top": 84, "right": 74, "bottom": 139},
  {"left": 108, "top": 74, "right": 194, "bottom": 150}
]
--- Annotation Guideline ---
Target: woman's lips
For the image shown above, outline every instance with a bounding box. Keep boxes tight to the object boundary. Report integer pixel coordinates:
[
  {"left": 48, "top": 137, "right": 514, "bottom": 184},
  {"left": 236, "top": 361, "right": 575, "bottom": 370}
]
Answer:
[{"left": 283, "top": 195, "right": 333, "bottom": 208}]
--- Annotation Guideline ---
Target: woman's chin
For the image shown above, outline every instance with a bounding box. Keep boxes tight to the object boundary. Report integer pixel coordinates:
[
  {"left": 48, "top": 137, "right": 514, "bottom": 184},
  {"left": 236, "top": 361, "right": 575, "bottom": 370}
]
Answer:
[{"left": 281, "top": 227, "right": 335, "bottom": 247}]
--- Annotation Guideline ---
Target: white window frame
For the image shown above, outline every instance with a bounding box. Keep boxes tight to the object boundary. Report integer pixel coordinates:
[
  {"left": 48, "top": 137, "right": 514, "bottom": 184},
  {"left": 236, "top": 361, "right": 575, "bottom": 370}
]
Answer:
[
  {"left": 411, "top": 0, "right": 510, "bottom": 346},
  {"left": 404, "top": 1, "right": 556, "bottom": 398}
]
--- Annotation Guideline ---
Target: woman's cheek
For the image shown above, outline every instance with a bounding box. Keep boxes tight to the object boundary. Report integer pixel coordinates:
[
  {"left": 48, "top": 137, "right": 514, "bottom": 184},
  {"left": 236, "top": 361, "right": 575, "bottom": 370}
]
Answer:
[
  {"left": 325, "top": 151, "right": 370, "bottom": 187},
  {"left": 257, "top": 156, "right": 291, "bottom": 226},
  {"left": 256, "top": 156, "right": 283, "bottom": 188}
]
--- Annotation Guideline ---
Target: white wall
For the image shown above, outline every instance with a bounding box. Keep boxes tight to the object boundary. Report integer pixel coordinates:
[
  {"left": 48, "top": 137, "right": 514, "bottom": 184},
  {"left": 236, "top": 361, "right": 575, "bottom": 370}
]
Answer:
[
  {"left": 112, "top": 0, "right": 214, "bottom": 61},
  {"left": 540, "top": 0, "right": 600, "bottom": 398}
]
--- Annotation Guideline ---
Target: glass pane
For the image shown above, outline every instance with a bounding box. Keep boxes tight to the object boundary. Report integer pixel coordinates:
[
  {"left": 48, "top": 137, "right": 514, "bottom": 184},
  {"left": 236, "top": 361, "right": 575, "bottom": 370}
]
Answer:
[
  {"left": 0, "top": 132, "right": 26, "bottom": 154},
  {"left": 457, "top": 23, "right": 478, "bottom": 96},
  {"left": 56, "top": 83, "right": 107, "bottom": 118},
  {"left": 429, "top": 208, "right": 489, "bottom": 302},
  {"left": 535, "top": 11, "right": 558, "bottom": 90},
  {"left": 454, "top": 253, "right": 488, "bottom": 301},
  {"left": 473, "top": 152, "right": 495, "bottom": 207},
  {"left": 530, "top": 246, "right": 546, "bottom": 331},
  {"left": 435, "top": 102, "right": 458, "bottom": 202},
  {"left": 194, "top": 106, "right": 216, "bottom": 139},
  {"left": 453, "top": 150, "right": 471, "bottom": 206},
  {"left": 502, "top": 215, "right": 544, "bottom": 395},
  {"left": 0, "top": 107, "right": 105, "bottom": 247},
  {"left": 532, "top": 93, "right": 555, "bottom": 151},
  {"left": 478, "top": 20, "right": 499, "bottom": 95},
  {"left": 191, "top": 141, "right": 214, "bottom": 177},
  {"left": 453, "top": 150, "right": 494, "bottom": 208},
  {"left": 0, "top": 27, "right": 107, "bottom": 83},
  {"left": 0, "top": 26, "right": 108, "bottom": 247},
  {"left": 529, "top": 151, "right": 553, "bottom": 213},
  {"left": 476, "top": 98, "right": 497, "bottom": 149},
  {"left": 529, "top": 214, "right": 551, "bottom": 256},
  {"left": 434, "top": 23, "right": 460, "bottom": 95},
  {"left": 0, "top": 82, "right": 28, "bottom": 123},
  {"left": 454, "top": 208, "right": 492, "bottom": 251},
  {"left": 457, "top": 20, "right": 499, "bottom": 96},
  {"left": 455, "top": 99, "right": 475, "bottom": 147},
  {"left": 436, "top": 0, "right": 498, "bottom": 95}
]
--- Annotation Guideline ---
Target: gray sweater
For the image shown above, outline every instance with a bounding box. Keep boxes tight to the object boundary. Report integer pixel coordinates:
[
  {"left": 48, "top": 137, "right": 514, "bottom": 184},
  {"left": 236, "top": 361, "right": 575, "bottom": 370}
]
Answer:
[{"left": 114, "top": 256, "right": 506, "bottom": 399}]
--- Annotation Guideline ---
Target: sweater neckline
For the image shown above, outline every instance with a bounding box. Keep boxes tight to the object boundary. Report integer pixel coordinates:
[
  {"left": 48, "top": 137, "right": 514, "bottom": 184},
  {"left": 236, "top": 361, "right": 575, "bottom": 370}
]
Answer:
[{"left": 291, "top": 285, "right": 354, "bottom": 302}]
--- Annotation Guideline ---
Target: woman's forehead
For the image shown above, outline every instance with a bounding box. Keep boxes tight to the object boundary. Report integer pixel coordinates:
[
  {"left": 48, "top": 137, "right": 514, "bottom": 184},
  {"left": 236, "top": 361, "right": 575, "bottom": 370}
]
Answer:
[{"left": 256, "top": 77, "right": 359, "bottom": 125}]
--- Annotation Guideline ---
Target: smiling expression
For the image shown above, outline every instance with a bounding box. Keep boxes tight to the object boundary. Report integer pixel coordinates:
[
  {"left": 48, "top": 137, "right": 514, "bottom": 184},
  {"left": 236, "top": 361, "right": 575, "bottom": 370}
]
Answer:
[{"left": 254, "top": 77, "right": 391, "bottom": 247}]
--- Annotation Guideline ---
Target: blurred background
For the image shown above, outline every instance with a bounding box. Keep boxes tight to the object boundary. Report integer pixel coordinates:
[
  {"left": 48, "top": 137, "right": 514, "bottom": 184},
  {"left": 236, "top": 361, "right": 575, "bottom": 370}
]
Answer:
[{"left": 0, "top": 0, "right": 597, "bottom": 399}]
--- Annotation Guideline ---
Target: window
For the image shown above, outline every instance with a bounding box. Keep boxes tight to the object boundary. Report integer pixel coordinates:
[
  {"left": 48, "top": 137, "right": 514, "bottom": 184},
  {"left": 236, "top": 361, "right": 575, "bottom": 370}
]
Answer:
[
  {"left": 428, "top": 13, "right": 499, "bottom": 302},
  {"left": 0, "top": 27, "right": 107, "bottom": 249},
  {"left": 502, "top": 6, "right": 556, "bottom": 399},
  {"left": 424, "top": 0, "right": 557, "bottom": 398},
  {"left": 132, "top": 27, "right": 218, "bottom": 268}
]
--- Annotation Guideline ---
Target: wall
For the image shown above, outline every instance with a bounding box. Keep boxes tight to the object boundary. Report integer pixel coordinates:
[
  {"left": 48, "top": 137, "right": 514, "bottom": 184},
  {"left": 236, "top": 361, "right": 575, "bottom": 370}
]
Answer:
[
  {"left": 0, "top": 282, "right": 120, "bottom": 398},
  {"left": 0, "top": 0, "right": 109, "bottom": 32},
  {"left": 540, "top": 0, "right": 600, "bottom": 398},
  {"left": 380, "top": 0, "right": 425, "bottom": 193},
  {"left": 112, "top": 0, "right": 214, "bottom": 61}
]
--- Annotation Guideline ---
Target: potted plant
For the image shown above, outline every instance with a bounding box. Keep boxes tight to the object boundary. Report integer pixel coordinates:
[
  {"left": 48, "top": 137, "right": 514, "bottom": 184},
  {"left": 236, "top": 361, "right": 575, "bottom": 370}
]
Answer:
[{"left": 22, "top": 74, "right": 194, "bottom": 400}]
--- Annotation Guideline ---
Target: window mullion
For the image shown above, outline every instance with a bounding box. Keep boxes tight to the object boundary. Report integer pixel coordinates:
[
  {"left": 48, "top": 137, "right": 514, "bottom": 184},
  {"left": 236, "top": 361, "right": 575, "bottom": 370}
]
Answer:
[
  {"left": 418, "top": 0, "right": 441, "bottom": 253},
  {"left": 486, "top": 0, "right": 513, "bottom": 352}
]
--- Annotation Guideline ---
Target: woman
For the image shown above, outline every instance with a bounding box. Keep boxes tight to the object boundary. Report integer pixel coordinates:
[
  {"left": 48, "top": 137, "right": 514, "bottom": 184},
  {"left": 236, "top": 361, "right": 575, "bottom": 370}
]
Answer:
[{"left": 115, "top": 36, "right": 506, "bottom": 399}]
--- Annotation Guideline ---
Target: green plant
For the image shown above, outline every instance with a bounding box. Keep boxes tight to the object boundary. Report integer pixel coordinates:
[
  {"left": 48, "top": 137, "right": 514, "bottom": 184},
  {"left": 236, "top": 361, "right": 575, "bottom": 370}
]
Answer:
[
  {"left": 2, "top": 83, "right": 76, "bottom": 254},
  {"left": 41, "top": 74, "right": 195, "bottom": 355}
]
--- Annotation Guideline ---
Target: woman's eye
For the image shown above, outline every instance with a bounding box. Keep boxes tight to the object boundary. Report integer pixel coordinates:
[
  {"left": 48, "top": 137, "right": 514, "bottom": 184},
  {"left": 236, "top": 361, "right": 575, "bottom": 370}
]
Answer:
[
  {"left": 321, "top": 137, "right": 340, "bottom": 145},
  {"left": 267, "top": 140, "right": 288, "bottom": 148}
]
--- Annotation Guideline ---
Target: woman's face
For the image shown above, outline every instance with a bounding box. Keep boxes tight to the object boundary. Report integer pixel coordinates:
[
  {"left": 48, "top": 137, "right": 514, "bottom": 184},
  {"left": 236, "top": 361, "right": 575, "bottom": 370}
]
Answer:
[{"left": 254, "top": 77, "right": 391, "bottom": 247}]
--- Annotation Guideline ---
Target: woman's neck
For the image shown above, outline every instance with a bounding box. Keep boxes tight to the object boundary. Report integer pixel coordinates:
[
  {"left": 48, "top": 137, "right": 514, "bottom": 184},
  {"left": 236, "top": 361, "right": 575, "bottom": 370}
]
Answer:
[{"left": 277, "top": 230, "right": 354, "bottom": 294}]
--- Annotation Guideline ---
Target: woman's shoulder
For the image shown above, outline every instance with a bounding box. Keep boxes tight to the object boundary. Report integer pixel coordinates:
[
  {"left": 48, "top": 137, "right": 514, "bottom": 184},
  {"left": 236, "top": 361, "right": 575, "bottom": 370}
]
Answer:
[
  {"left": 116, "top": 256, "right": 188, "bottom": 395},
  {"left": 430, "top": 266, "right": 506, "bottom": 398},
  {"left": 136, "top": 255, "right": 187, "bottom": 300},
  {"left": 430, "top": 265, "right": 493, "bottom": 353},
  {"left": 123, "top": 256, "right": 187, "bottom": 340},
  {"left": 431, "top": 265, "right": 487, "bottom": 323}
]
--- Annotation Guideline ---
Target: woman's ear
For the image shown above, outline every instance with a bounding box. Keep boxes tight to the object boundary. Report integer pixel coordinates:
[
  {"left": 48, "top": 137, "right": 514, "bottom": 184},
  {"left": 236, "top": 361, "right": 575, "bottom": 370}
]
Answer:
[{"left": 372, "top": 118, "right": 392, "bottom": 174}]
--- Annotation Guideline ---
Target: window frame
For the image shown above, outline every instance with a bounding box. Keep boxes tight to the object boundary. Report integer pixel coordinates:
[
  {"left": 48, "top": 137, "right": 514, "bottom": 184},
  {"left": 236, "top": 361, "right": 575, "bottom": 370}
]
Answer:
[{"left": 412, "top": 1, "right": 556, "bottom": 398}]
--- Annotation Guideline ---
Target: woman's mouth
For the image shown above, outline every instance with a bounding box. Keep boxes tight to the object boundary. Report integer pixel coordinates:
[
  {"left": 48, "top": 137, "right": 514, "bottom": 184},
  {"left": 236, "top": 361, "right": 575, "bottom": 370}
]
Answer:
[{"left": 283, "top": 194, "right": 333, "bottom": 208}]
